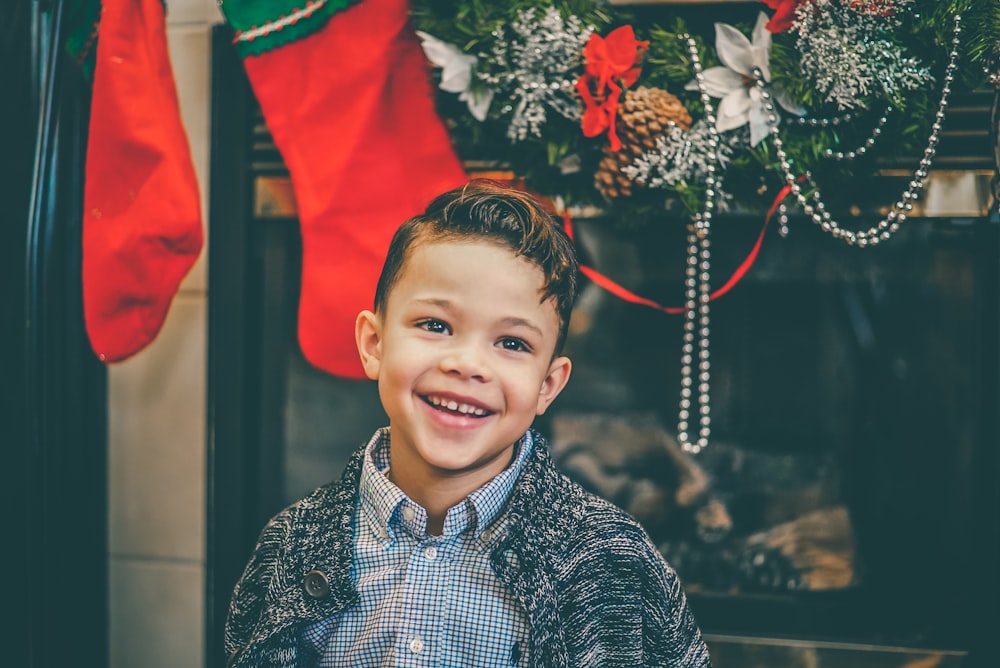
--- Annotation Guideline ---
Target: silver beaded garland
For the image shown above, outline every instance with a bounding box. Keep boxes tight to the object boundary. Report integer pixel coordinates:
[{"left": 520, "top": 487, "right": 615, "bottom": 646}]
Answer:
[
  {"left": 677, "top": 34, "right": 721, "bottom": 454},
  {"left": 795, "top": 112, "right": 854, "bottom": 127},
  {"left": 822, "top": 106, "right": 892, "bottom": 161},
  {"left": 671, "top": 15, "right": 963, "bottom": 452},
  {"left": 765, "top": 14, "right": 963, "bottom": 245}
]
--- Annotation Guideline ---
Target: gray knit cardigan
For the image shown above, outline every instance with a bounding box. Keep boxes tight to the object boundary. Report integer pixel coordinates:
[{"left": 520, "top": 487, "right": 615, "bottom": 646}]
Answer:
[{"left": 225, "top": 430, "right": 712, "bottom": 668}]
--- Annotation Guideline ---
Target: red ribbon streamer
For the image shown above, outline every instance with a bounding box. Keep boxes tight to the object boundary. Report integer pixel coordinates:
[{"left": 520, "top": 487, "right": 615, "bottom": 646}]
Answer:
[{"left": 562, "top": 208, "right": 773, "bottom": 315}]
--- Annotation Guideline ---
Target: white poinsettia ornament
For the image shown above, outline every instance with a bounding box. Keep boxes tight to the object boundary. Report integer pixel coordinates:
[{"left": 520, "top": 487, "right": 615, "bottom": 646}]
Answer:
[
  {"left": 686, "top": 12, "right": 803, "bottom": 146},
  {"left": 416, "top": 31, "right": 494, "bottom": 121}
]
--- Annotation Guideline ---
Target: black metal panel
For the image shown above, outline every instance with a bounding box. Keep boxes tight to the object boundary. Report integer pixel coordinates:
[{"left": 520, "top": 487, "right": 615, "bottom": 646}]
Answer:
[
  {"left": 206, "top": 25, "right": 254, "bottom": 668},
  {"left": 206, "top": 25, "right": 301, "bottom": 668},
  {"left": 1, "top": 1, "right": 108, "bottom": 665},
  {"left": 966, "top": 157, "right": 1000, "bottom": 668}
]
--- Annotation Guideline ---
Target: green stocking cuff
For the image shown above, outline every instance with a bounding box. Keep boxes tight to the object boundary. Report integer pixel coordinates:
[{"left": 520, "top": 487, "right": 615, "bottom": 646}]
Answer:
[{"left": 219, "top": 0, "right": 363, "bottom": 57}]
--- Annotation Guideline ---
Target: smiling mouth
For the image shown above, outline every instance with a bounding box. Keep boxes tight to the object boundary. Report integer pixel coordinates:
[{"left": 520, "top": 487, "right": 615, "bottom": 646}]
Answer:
[{"left": 424, "top": 395, "right": 492, "bottom": 417}]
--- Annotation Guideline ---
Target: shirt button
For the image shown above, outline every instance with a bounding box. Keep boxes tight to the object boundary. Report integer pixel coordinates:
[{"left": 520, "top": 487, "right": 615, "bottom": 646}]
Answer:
[
  {"left": 303, "top": 570, "right": 330, "bottom": 599},
  {"left": 402, "top": 507, "right": 416, "bottom": 522},
  {"left": 424, "top": 546, "right": 437, "bottom": 561},
  {"left": 480, "top": 530, "right": 492, "bottom": 544},
  {"left": 409, "top": 636, "right": 424, "bottom": 654}
]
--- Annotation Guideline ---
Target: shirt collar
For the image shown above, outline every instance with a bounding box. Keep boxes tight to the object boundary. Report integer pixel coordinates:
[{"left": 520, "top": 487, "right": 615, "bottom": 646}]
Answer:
[
  {"left": 359, "top": 428, "right": 405, "bottom": 541},
  {"left": 465, "top": 429, "right": 534, "bottom": 538},
  {"left": 358, "top": 427, "right": 535, "bottom": 543}
]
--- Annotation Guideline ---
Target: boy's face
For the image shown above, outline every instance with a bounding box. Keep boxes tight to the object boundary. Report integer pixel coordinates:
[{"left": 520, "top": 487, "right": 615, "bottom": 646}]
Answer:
[{"left": 356, "top": 239, "right": 571, "bottom": 490}]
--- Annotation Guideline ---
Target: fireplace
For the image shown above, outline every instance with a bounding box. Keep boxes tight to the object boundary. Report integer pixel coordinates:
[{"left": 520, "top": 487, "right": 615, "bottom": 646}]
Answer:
[
  {"left": 541, "top": 213, "right": 999, "bottom": 656},
  {"left": 206, "top": 25, "right": 1000, "bottom": 668}
]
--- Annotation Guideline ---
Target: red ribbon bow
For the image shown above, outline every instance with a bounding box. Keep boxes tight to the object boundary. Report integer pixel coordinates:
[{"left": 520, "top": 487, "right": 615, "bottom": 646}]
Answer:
[{"left": 576, "top": 25, "right": 648, "bottom": 151}]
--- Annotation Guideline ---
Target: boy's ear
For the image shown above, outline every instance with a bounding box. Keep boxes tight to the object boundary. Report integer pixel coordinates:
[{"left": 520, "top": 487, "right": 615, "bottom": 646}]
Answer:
[
  {"left": 535, "top": 356, "right": 572, "bottom": 416},
  {"left": 355, "top": 310, "right": 383, "bottom": 381}
]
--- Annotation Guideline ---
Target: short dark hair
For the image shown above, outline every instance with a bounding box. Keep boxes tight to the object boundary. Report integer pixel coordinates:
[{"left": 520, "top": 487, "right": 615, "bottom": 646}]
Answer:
[{"left": 374, "top": 180, "right": 579, "bottom": 354}]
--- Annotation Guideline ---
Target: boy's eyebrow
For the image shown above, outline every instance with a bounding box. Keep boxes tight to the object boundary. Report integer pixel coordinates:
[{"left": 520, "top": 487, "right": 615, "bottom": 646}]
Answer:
[
  {"left": 499, "top": 317, "right": 544, "bottom": 338},
  {"left": 413, "top": 297, "right": 455, "bottom": 311},
  {"left": 414, "top": 297, "right": 448, "bottom": 304}
]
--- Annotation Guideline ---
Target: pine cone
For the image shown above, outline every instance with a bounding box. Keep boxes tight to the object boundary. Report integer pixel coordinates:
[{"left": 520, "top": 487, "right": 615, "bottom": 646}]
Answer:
[{"left": 595, "top": 86, "right": 693, "bottom": 200}]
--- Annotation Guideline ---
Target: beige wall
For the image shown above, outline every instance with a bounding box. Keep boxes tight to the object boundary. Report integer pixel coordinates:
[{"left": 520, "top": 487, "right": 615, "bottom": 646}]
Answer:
[{"left": 108, "top": 1, "right": 221, "bottom": 666}]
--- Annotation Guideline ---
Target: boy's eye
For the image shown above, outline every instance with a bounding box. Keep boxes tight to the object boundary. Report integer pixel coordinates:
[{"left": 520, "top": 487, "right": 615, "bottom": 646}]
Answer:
[
  {"left": 498, "top": 337, "right": 531, "bottom": 353},
  {"left": 416, "top": 319, "right": 450, "bottom": 334}
]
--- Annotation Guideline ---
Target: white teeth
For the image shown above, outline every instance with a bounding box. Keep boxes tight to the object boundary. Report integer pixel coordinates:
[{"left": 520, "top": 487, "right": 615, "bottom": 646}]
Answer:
[{"left": 427, "top": 396, "right": 487, "bottom": 416}]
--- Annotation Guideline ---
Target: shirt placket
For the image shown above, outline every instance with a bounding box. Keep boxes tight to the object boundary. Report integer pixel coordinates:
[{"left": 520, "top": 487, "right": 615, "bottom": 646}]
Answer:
[{"left": 396, "top": 535, "right": 449, "bottom": 666}]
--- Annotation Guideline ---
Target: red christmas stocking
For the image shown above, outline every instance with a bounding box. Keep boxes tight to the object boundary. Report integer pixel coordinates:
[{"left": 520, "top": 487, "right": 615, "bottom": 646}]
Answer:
[
  {"left": 83, "top": 0, "right": 204, "bottom": 363},
  {"left": 228, "top": 0, "right": 467, "bottom": 378}
]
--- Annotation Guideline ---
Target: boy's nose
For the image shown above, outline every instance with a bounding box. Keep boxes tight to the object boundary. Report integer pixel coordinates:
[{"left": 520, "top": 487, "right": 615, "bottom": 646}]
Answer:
[{"left": 440, "top": 342, "right": 492, "bottom": 381}]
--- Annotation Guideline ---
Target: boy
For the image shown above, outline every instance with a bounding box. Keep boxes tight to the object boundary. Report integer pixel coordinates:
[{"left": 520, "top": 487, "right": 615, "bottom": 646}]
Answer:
[{"left": 225, "top": 181, "right": 712, "bottom": 667}]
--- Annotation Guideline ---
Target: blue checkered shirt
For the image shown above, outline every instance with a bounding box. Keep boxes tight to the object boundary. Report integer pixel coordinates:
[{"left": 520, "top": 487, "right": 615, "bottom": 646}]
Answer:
[{"left": 300, "top": 428, "right": 531, "bottom": 667}]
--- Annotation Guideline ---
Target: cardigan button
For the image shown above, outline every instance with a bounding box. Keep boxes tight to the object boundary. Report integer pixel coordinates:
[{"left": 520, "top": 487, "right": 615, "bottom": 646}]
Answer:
[{"left": 303, "top": 569, "right": 330, "bottom": 599}]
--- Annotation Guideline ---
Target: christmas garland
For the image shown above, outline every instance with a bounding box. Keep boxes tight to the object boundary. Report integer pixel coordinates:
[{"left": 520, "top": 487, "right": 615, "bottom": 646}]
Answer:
[
  {"left": 414, "top": 0, "right": 1000, "bottom": 454},
  {"left": 412, "top": 0, "right": 1000, "bottom": 224}
]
